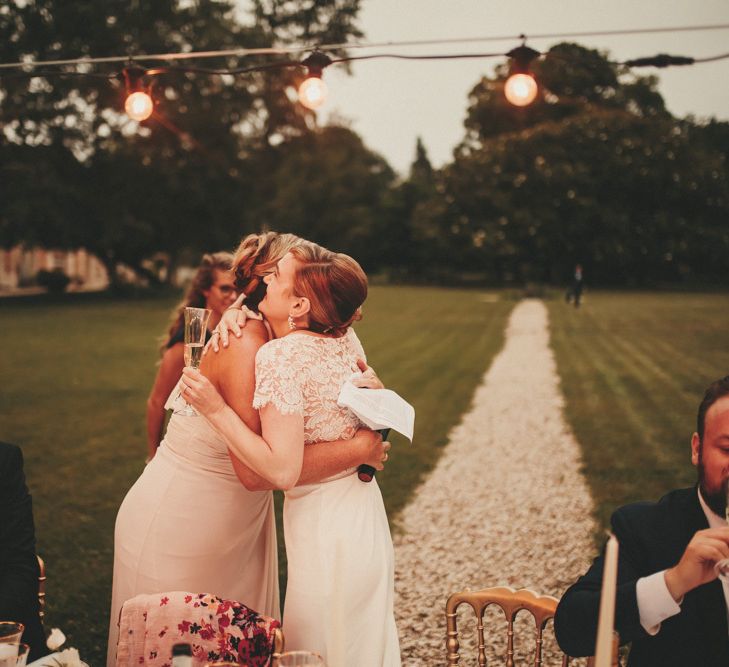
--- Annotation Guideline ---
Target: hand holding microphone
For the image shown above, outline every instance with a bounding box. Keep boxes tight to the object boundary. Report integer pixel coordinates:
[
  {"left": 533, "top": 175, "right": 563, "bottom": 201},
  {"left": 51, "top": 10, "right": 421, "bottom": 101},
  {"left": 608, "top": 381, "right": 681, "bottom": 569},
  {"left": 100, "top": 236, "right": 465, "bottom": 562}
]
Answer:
[
  {"left": 337, "top": 361, "right": 415, "bottom": 485},
  {"left": 358, "top": 429, "right": 390, "bottom": 483}
]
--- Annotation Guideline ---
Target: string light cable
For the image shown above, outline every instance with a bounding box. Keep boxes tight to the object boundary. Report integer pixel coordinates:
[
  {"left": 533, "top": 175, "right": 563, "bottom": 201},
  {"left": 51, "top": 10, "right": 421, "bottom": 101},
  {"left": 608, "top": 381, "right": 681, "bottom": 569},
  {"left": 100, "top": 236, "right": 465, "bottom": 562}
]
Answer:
[{"left": 0, "top": 22, "right": 728, "bottom": 111}]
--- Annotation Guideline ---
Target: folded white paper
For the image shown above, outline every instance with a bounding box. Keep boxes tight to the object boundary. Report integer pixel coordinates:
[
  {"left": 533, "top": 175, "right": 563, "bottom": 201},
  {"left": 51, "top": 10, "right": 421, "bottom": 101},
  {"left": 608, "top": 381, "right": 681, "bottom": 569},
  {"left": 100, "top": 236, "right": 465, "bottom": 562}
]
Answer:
[{"left": 337, "top": 381, "right": 415, "bottom": 441}]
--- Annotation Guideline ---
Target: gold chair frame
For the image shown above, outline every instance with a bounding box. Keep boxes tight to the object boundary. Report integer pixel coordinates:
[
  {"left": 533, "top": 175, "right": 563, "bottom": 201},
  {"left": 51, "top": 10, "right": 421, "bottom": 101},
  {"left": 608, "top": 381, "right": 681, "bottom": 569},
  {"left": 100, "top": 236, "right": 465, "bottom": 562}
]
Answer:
[
  {"left": 37, "top": 555, "right": 46, "bottom": 622},
  {"left": 270, "top": 626, "right": 284, "bottom": 666},
  {"left": 445, "top": 587, "right": 570, "bottom": 667}
]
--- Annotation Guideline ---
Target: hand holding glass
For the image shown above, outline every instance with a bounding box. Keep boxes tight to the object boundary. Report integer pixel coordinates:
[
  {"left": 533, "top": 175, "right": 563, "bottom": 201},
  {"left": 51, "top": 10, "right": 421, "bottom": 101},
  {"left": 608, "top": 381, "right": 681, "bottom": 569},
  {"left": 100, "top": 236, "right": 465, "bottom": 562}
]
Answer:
[
  {"left": 174, "top": 307, "right": 211, "bottom": 416},
  {"left": 714, "top": 477, "right": 729, "bottom": 582}
]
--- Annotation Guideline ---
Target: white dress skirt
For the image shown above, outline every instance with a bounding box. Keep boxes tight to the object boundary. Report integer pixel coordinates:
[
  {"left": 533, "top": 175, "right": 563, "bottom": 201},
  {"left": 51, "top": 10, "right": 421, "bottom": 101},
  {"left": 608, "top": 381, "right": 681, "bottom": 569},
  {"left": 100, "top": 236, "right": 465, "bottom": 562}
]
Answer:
[
  {"left": 284, "top": 473, "right": 400, "bottom": 667},
  {"left": 252, "top": 329, "right": 401, "bottom": 666},
  {"left": 107, "top": 413, "right": 279, "bottom": 666}
]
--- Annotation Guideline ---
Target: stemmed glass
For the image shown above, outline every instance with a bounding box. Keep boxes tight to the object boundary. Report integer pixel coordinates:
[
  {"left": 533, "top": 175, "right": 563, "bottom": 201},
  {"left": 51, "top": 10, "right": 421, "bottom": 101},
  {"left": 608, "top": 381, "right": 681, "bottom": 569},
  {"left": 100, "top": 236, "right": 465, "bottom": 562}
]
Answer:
[
  {"left": 0, "top": 624, "right": 24, "bottom": 667},
  {"left": 278, "top": 651, "right": 326, "bottom": 666},
  {"left": 714, "top": 477, "right": 729, "bottom": 582},
  {"left": 173, "top": 306, "right": 211, "bottom": 417}
]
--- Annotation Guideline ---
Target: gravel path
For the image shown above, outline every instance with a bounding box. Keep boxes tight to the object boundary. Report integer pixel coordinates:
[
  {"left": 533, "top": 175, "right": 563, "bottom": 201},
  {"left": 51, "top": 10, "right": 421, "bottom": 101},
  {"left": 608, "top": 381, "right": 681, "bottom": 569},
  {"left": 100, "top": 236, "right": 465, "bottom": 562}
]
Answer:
[{"left": 393, "top": 299, "right": 596, "bottom": 665}]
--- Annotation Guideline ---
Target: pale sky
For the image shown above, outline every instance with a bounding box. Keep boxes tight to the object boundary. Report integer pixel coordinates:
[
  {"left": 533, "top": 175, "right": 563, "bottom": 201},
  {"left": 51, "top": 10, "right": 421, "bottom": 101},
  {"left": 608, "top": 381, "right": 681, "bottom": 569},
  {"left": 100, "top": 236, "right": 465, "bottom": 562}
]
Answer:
[{"left": 314, "top": 0, "right": 729, "bottom": 175}]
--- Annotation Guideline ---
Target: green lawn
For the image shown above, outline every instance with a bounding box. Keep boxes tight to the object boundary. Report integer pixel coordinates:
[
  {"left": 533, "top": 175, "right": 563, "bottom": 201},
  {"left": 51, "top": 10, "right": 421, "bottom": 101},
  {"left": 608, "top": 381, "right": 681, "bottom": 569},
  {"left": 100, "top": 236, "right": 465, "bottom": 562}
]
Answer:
[
  {"left": 0, "top": 286, "right": 512, "bottom": 666},
  {"left": 547, "top": 291, "right": 729, "bottom": 533}
]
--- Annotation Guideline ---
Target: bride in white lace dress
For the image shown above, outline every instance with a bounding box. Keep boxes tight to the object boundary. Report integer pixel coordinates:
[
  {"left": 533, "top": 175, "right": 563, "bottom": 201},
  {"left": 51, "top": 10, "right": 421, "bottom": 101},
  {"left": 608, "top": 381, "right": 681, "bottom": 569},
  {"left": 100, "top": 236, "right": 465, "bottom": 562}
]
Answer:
[{"left": 182, "top": 242, "right": 401, "bottom": 666}]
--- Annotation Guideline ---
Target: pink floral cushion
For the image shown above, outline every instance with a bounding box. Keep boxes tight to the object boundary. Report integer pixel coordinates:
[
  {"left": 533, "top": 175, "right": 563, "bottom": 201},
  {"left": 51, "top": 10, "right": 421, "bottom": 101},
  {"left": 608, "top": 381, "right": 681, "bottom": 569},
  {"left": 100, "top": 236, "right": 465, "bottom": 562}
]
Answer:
[{"left": 115, "top": 591, "right": 280, "bottom": 666}]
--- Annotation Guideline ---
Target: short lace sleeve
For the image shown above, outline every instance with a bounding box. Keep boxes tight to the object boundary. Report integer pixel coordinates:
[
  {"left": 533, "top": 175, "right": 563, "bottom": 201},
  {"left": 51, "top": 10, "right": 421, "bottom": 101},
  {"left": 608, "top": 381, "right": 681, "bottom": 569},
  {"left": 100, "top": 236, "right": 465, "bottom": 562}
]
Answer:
[
  {"left": 348, "top": 328, "right": 366, "bottom": 363},
  {"left": 252, "top": 340, "right": 304, "bottom": 415}
]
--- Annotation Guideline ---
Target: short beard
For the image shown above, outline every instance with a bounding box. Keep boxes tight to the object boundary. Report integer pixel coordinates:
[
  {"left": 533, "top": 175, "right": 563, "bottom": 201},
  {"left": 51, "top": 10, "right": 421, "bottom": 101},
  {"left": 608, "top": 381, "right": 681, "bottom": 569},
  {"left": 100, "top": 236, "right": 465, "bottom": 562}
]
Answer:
[{"left": 698, "top": 454, "right": 728, "bottom": 517}]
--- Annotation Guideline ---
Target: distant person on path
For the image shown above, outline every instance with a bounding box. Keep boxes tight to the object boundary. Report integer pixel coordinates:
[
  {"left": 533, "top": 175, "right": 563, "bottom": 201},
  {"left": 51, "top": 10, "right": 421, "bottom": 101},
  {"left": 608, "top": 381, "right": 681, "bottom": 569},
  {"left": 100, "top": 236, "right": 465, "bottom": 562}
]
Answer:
[
  {"left": 555, "top": 376, "right": 729, "bottom": 666},
  {"left": 145, "top": 252, "right": 237, "bottom": 462},
  {"left": 569, "top": 263, "right": 584, "bottom": 308},
  {"left": 0, "top": 441, "right": 47, "bottom": 661}
]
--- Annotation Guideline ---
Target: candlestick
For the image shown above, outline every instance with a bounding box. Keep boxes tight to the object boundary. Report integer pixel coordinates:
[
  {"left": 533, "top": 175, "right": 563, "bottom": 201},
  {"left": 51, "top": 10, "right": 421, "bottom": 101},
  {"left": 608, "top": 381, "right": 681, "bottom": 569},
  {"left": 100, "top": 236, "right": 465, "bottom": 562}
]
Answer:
[{"left": 594, "top": 533, "right": 619, "bottom": 667}]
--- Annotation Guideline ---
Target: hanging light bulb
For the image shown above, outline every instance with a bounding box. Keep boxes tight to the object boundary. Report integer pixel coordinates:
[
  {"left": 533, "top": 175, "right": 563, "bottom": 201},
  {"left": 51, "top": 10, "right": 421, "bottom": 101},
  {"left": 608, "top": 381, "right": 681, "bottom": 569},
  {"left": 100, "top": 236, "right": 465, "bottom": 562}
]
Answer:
[
  {"left": 124, "top": 90, "right": 154, "bottom": 120},
  {"left": 298, "top": 77, "right": 328, "bottom": 110},
  {"left": 504, "top": 42, "right": 541, "bottom": 107},
  {"left": 504, "top": 73, "right": 538, "bottom": 107},
  {"left": 297, "top": 51, "right": 333, "bottom": 110},
  {"left": 122, "top": 66, "right": 154, "bottom": 121}
]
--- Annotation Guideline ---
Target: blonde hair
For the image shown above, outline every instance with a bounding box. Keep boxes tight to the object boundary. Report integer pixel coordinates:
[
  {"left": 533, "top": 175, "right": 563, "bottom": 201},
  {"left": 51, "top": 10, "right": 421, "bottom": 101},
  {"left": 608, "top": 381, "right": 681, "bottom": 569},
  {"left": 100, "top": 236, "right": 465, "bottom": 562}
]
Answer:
[
  {"left": 232, "top": 232, "right": 302, "bottom": 310},
  {"left": 289, "top": 242, "right": 367, "bottom": 337},
  {"left": 162, "top": 251, "right": 233, "bottom": 353}
]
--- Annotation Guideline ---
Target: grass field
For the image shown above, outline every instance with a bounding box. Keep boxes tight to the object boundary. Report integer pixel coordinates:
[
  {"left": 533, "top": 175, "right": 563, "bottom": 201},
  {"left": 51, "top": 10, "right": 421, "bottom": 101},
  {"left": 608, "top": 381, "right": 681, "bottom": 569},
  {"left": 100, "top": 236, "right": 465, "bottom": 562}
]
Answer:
[
  {"left": 547, "top": 291, "right": 729, "bottom": 533},
  {"left": 0, "top": 286, "right": 513, "bottom": 666}
]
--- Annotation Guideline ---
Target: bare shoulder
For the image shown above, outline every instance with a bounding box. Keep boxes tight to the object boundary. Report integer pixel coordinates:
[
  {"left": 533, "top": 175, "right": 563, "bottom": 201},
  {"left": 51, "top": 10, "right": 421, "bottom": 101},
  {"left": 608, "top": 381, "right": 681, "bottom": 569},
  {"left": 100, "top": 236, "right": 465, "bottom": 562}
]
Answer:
[
  {"left": 200, "top": 321, "right": 268, "bottom": 376},
  {"left": 225, "top": 319, "right": 268, "bottom": 357}
]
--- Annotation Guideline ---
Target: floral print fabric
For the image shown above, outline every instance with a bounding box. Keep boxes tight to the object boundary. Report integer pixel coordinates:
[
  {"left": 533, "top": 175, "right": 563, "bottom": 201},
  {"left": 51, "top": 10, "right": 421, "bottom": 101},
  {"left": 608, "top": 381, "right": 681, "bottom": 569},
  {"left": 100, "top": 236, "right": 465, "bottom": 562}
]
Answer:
[{"left": 115, "top": 591, "right": 280, "bottom": 666}]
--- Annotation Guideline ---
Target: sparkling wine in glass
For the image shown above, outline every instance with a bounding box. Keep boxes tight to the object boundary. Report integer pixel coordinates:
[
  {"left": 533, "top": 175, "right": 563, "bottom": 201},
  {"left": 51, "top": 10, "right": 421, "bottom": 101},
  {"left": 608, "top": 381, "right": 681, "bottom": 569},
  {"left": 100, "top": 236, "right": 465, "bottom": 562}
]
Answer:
[
  {"left": 174, "top": 306, "right": 211, "bottom": 417},
  {"left": 714, "top": 477, "right": 729, "bottom": 582}
]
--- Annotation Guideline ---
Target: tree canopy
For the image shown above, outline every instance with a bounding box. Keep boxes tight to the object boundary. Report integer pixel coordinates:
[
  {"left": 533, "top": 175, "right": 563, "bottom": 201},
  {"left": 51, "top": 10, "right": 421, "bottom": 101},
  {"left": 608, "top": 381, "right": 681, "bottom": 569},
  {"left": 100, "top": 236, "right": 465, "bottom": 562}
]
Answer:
[
  {"left": 1, "top": 17, "right": 727, "bottom": 288},
  {"left": 409, "top": 43, "right": 729, "bottom": 286}
]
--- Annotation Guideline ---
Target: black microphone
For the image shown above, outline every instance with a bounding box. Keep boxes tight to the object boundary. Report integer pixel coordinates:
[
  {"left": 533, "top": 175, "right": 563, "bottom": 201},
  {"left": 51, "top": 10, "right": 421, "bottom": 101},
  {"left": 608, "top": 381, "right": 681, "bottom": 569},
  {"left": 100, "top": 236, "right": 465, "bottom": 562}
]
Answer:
[{"left": 358, "top": 429, "right": 390, "bottom": 483}]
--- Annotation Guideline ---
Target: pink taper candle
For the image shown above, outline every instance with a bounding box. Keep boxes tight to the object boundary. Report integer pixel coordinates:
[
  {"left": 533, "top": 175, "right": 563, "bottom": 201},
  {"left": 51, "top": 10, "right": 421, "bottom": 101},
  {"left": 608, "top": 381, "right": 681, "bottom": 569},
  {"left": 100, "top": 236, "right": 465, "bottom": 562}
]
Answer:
[{"left": 594, "top": 533, "right": 619, "bottom": 667}]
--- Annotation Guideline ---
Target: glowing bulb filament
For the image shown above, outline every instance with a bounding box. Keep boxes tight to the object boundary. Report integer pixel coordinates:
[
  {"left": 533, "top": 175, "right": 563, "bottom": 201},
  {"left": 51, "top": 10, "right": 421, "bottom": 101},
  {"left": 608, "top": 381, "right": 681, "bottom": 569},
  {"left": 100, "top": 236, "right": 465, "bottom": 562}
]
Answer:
[
  {"left": 504, "top": 73, "right": 538, "bottom": 107},
  {"left": 125, "top": 91, "right": 154, "bottom": 121},
  {"left": 298, "top": 77, "right": 328, "bottom": 110}
]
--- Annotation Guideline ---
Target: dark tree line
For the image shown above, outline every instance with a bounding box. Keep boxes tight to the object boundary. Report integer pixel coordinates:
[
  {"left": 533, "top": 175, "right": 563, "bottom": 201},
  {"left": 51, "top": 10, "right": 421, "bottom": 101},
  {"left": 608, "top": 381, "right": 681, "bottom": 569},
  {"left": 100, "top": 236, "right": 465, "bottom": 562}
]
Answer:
[
  {"left": 1, "top": 4, "right": 728, "bottom": 288},
  {"left": 400, "top": 43, "right": 729, "bottom": 286}
]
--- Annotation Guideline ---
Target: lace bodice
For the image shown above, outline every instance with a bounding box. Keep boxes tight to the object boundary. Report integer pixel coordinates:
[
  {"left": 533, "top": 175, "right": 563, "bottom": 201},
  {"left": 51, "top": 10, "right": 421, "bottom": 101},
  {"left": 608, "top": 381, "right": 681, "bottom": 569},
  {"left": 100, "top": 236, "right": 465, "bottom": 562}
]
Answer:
[{"left": 252, "top": 328, "right": 366, "bottom": 445}]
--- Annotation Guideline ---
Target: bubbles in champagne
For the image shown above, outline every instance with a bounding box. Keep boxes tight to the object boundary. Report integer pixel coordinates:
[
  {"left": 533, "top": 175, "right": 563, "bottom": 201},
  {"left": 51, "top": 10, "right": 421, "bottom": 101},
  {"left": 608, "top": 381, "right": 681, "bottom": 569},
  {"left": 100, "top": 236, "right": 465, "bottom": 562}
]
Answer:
[{"left": 184, "top": 343, "right": 204, "bottom": 368}]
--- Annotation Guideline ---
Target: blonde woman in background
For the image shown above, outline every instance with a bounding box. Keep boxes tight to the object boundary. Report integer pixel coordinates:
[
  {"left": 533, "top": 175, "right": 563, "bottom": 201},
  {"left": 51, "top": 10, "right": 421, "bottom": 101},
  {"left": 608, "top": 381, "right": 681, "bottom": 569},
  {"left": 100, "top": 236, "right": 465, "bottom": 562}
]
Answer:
[{"left": 145, "top": 252, "right": 237, "bottom": 462}]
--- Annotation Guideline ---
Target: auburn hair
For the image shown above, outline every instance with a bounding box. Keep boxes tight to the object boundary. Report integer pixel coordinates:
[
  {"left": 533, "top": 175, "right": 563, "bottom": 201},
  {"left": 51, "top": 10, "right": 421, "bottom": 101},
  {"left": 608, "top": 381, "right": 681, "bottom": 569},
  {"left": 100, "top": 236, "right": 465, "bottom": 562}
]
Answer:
[{"left": 289, "top": 242, "right": 367, "bottom": 337}]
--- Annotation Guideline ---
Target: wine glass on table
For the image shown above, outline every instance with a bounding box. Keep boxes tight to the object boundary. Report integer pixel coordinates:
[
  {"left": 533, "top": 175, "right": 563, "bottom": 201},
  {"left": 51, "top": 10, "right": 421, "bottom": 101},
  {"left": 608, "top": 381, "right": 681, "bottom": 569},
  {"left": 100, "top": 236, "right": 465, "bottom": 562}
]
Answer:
[
  {"left": 174, "top": 306, "right": 211, "bottom": 417},
  {"left": 714, "top": 477, "right": 729, "bottom": 582},
  {"left": 278, "top": 651, "right": 326, "bottom": 666},
  {"left": 0, "top": 624, "right": 24, "bottom": 667}
]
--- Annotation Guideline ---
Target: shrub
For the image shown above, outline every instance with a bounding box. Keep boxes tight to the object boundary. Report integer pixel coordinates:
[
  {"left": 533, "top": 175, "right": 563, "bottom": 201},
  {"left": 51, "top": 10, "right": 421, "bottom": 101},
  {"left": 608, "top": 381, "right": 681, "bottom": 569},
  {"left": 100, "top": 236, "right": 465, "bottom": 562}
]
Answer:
[{"left": 36, "top": 268, "right": 71, "bottom": 293}]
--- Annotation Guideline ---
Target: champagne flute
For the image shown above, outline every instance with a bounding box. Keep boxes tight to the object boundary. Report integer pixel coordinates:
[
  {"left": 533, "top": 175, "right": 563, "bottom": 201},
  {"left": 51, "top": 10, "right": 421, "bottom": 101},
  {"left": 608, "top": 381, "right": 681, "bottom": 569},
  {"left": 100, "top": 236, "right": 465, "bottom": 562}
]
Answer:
[
  {"left": 714, "top": 477, "right": 729, "bottom": 582},
  {"left": 174, "top": 306, "right": 211, "bottom": 417},
  {"left": 278, "top": 650, "right": 326, "bottom": 666}
]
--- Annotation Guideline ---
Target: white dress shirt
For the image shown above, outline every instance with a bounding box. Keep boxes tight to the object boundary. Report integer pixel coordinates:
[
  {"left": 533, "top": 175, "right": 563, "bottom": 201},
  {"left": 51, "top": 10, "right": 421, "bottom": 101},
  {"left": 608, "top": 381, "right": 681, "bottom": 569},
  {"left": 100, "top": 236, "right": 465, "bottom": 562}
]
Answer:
[{"left": 635, "top": 488, "right": 729, "bottom": 635}]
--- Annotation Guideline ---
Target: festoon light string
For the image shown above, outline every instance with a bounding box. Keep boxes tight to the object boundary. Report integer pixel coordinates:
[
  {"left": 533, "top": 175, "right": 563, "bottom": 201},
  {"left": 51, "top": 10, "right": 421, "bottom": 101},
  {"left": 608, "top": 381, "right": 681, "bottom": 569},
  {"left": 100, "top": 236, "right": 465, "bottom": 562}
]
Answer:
[{"left": 0, "top": 22, "right": 727, "bottom": 118}]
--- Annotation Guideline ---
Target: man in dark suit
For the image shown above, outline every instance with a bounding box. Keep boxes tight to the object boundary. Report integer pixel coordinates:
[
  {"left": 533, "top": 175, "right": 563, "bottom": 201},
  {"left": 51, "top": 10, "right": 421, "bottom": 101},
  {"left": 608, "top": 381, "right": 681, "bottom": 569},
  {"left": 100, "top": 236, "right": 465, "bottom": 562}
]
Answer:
[
  {"left": 0, "top": 441, "right": 47, "bottom": 660},
  {"left": 555, "top": 376, "right": 729, "bottom": 666}
]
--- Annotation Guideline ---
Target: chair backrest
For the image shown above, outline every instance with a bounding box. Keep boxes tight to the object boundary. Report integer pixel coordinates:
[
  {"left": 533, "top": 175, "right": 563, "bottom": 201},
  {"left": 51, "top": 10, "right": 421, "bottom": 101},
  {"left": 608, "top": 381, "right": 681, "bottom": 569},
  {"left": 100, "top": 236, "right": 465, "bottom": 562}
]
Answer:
[
  {"left": 445, "top": 587, "right": 570, "bottom": 667},
  {"left": 37, "top": 555, "right": 46, "bottom": 622},
  {"left": 270, "top": 627, "right": 284, "bottom": 666},
  {"left": 115, "top": 591, "right": 282, "bottom": 667}
]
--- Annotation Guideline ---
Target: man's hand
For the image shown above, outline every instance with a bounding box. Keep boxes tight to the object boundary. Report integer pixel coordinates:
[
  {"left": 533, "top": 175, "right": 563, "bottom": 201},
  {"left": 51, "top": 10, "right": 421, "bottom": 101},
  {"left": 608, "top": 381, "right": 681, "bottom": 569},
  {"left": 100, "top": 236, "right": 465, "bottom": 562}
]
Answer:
[
  {"left": 351, "top": 428, "right": 391, "bottom": 470},
  {"left": 664, "top": 527, "right": 729, "bottom": 601}
]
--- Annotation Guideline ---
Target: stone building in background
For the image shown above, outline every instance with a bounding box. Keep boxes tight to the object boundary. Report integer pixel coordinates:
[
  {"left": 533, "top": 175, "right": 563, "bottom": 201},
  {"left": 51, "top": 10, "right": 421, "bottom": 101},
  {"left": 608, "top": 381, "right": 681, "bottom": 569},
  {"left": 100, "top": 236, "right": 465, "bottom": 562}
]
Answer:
[{"left": 0, "top": 246, "right": 109, "bottom": 292}]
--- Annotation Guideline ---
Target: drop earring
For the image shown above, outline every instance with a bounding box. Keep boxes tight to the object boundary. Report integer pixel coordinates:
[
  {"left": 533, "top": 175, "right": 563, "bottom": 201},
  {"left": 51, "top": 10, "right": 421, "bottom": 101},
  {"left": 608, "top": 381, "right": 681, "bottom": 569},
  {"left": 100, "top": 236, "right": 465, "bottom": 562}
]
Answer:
[{"left": 288, "top": 316, "right": 297, "bottom": 330}]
